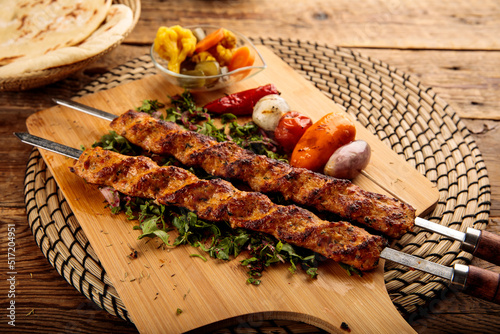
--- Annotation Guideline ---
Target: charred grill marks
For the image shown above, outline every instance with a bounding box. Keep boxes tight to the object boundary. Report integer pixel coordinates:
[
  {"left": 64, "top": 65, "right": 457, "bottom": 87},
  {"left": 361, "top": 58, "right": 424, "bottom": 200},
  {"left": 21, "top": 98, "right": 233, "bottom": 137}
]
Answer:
[
  {"left": 110, "top": 111, "right": 416, "bottom": 238},
  {"left": 111, "top": 111, "right": 415, "bottom": 238},
  {"left": 71, "top": 147, "right": 386, "bottom": 271}
]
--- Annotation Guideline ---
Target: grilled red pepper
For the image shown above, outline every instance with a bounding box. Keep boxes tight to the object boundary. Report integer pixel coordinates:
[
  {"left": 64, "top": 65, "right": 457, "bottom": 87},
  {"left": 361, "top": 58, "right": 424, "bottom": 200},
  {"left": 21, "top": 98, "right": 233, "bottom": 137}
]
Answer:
[{"left": 203, "top": 84, "right": 280, "bottom": 115}]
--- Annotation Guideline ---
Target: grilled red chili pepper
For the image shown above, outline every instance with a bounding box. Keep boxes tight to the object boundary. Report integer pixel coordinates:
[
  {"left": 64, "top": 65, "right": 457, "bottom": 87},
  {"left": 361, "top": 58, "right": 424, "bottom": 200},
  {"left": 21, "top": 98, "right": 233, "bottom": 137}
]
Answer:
[{"left": 203, "top": 84, "right": 280, "bottom": 115}]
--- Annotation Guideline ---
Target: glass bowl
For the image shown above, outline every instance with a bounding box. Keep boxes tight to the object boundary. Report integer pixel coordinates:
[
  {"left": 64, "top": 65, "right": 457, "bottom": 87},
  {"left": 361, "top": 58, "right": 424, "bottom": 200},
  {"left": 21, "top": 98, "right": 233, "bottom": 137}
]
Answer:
[{"left": 151, "top": 25, "right": 266, "bottom": 91}]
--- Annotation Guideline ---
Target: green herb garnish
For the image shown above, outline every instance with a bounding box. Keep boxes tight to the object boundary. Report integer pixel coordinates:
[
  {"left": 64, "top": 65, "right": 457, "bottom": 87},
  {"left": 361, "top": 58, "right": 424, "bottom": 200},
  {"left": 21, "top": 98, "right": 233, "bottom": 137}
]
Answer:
[
  {"left": 339, "top": 263, "right": 363, "bottom": 277},
  {"left": 92, "top": 92, "right": 320, "bottom": 283},
  {"left": 136, "top": 99, "right": 165, "bottom": 115}
]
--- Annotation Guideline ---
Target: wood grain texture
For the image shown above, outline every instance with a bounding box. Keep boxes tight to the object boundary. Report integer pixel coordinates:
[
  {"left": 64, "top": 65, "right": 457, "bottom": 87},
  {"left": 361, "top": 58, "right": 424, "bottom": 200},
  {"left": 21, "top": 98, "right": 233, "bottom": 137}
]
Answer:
[
  {"left": 23, "top": 47, "right": 437, "bottom": 333},
  {"left": 131, "top": 0, "right": 500, "bottom": 50},
  {"left": 350, "top": 49, "right": 500, "bottom": 121},
  {"left": 2, "top": 0, "right": 500, "bottom": 332},
  {"left": 0, "top": 207, "right": 138, "bottom": 334},
  {"left": 1, "top": 56, "right": 497, "bottom": 334}
]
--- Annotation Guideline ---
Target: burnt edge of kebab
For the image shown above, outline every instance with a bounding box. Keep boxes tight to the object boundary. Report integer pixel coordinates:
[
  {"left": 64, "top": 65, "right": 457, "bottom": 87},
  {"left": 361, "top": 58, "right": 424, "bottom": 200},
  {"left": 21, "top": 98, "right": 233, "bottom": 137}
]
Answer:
[
  {"left": 110, "top": 111, "right": 416, "bottom": 239},
  {"left": 70, "top": 147, "right": 387, "bottom": 271}
]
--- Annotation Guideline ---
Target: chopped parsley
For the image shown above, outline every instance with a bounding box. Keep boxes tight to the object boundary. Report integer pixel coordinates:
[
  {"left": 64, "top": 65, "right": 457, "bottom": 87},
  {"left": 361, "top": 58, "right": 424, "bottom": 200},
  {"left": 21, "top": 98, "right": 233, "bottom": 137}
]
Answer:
[{"left": 93, "top": 91, "right": 322, "bottom": 284}]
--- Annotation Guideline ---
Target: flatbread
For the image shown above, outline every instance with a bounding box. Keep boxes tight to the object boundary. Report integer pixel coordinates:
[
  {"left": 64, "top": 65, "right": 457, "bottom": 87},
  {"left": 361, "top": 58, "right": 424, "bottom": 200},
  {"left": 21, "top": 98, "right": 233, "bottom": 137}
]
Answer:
[
  {"left": 0, "top": 0, "right": 112, "bottom": 66},
  {"left": 0, "top": 4, "right": 134, "bottom": 77}
]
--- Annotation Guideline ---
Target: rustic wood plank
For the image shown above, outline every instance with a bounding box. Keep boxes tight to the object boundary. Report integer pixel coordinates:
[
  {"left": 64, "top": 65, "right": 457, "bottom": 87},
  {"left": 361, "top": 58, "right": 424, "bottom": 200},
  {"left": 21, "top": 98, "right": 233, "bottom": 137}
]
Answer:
[
  {"left": 0, "top": 209, "right": 138, "bottom": 333},
  {"left": 2, "top": 46, "right": 498, "bottom": 122},
  {"left": 352, "top": 49, "right": 500, "bottom": 120},
  {"left": 80, "top": 46, "right": 500, "bottom": 217},
  {"left": 461, "top": 119, "right": 500, "bottom": 218},
  {"left": 131, "top": 0, "right": 500, "bottom": 50},
  {"left": 409, "top": 218, "right": 500, "bottom": 333},
  {"left": 24, "top": 47, "right": 432, "bottom": 333},
  {"left": 2, "top": 213, "right": 498, "bottom": 333},
  {"left": 2, "top": 1, "right": 500, "bottom": 331}
]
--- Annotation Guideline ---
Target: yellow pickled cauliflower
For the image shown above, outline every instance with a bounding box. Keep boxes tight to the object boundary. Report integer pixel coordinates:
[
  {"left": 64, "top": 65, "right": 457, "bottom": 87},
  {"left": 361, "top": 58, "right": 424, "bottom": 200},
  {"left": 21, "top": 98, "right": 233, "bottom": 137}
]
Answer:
[
  {"left": 191, "top": 51, "right": 216, "bottom": 63},
  {"left": 154, "top": 25, "right": 197, "bottom": 73},
  {"left": 220, "top": 29, "right": 237, "bottom": 49},
  {"left": 208, "top": 29, "right": 238, "bottom": 66},
  {"left": 212, "top": 44, "right": 234, "bottom": 66}
]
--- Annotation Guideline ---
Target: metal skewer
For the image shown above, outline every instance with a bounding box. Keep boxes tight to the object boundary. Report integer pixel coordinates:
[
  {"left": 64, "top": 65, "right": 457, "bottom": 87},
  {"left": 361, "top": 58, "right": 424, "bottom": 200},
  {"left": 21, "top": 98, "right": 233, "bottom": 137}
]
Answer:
[
  {"left": 13, "top": 132, "right": 500, "bottom": 305},
  {"left": 51, "top": 98, "right": 500, "bottom": 267}
]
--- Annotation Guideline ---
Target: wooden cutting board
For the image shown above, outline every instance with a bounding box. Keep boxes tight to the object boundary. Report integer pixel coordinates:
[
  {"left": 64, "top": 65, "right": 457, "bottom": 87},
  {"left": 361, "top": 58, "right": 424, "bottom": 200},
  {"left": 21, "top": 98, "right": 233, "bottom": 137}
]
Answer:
[{"left": 26, "top": 46, "right": 439, "bottom": 333}]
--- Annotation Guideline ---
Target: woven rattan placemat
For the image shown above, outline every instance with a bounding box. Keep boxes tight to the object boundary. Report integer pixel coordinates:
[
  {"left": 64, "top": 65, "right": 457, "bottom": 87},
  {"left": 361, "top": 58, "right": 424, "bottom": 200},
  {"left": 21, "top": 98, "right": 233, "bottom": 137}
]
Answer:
[{"left": 23, "top": 38, "right": 491, "bottom": 329}]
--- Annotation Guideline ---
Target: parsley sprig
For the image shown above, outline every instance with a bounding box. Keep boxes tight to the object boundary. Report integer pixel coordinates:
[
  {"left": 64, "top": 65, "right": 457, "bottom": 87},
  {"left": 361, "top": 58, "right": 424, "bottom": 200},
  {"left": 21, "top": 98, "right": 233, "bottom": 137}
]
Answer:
[{"left": 94, "top": 92, "right": 320, "bottom": 284}]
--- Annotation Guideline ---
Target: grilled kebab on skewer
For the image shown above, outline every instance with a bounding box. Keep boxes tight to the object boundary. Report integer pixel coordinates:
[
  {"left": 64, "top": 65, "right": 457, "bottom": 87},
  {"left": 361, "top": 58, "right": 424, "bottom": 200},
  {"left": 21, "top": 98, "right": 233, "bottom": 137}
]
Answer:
[
  {"left": 109, "top": 110, "right": 416, "bottom": 239},
  {"left": 70, "top": 147, "right": 387, "bottom": 271}
]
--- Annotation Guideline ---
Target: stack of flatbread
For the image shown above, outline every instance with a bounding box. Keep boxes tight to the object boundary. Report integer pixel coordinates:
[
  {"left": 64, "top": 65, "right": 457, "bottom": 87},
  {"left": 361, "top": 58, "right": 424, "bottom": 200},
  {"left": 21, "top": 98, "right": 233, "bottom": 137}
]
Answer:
[{"left": 0, "top": 0, "right": 134, "bottom": 79}]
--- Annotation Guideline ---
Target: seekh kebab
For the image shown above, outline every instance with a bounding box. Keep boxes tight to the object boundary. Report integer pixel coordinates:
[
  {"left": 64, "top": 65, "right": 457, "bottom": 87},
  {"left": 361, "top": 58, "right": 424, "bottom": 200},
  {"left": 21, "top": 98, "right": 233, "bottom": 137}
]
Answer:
[
  {"left": 109, "top": 110, "right": 416, "bottom": 239},
  {"left": 70, "top": 146, "right": 387, "bottom": 271}
]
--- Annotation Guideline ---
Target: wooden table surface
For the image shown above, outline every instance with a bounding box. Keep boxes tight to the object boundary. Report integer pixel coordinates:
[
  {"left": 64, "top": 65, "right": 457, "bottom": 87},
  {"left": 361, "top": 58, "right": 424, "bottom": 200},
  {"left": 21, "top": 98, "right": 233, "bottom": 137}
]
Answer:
[{"left": 1, "top": 1, "right": 499, "bottom": 333}]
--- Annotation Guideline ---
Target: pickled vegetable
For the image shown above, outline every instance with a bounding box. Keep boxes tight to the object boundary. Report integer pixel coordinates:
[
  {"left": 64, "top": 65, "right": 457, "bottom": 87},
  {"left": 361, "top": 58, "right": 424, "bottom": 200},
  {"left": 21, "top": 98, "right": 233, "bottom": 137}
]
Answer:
[
  {"left": 228, "top": 46, "right": 255, "bottom": 71},
  {"left": 290, "top": 111, "right": 356, "bottom": 172},
  {"left": 195, "top": 61, "right": 220, "bottom": 85},
  {"left": 192, "top": 27, "right": 206, "bottom": 41},
  {"left": 154, "top": 26, "right": 257, "bottom": 87},
  {"left": 177, "top": 61, "right": 220, "bottom": 88},
  {"left": 154, "top": 25, "right": 197, "bottom": 73},
  {"left": 324, "top": 140, "right": 371, "bottom": 179},
  {"left": 178, "top": 68, "right": 206, "bottom": 88},
  {"left": 195, "top": 28, "right": 225, "bottom": 53},
  {"left": 194, "top": 61, "right": 220, "bottom": 76}
]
